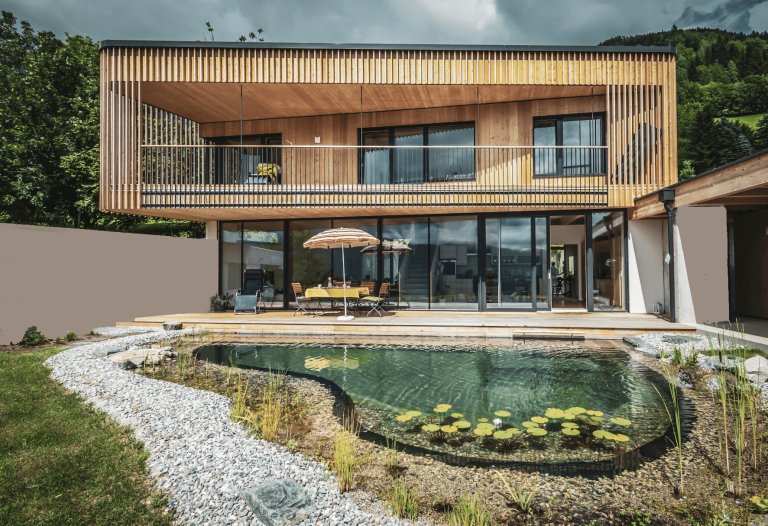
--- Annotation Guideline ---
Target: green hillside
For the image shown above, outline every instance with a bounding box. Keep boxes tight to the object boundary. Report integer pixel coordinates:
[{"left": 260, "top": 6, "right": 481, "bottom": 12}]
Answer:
[{"left": 602, "top": 27, "right": 768, "bottom": 179}]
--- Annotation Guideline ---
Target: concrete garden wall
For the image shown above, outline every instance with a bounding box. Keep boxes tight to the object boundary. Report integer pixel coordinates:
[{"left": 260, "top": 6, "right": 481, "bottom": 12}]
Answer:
[{"left": 0, "top": 224, "right": 217, "bottom": 345}]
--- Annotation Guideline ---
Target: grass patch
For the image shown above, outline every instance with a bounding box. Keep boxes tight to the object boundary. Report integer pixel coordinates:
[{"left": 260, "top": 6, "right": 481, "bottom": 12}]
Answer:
[
  {"left": 699, "top": 347, "right": 768, "bottom": 360},
  {"left": 0, "top": 347, "right": 173, "bottom": 525},
  {"left": 716, "top": 114, "right": 765, "bottom": 129}
]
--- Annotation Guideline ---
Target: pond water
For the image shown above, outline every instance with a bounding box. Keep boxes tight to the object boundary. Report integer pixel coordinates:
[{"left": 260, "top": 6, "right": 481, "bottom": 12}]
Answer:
[{"left": 195, "top": 340, "right": 678, "bottom": 465}]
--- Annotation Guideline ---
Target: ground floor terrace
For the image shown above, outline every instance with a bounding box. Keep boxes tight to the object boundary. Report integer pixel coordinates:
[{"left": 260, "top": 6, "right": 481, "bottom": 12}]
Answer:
[
  {"left": 121, "top": 310, "right": 694, "bottom": 340},
  {"left": 214, "top": 210, "right": 630, "bottom": 314}
]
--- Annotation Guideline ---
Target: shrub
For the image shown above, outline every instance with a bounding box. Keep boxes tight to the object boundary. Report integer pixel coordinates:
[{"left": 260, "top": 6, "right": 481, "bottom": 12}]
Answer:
[
  {"left": 65, "top": 331, "right": 77, "bottom": 342},
  {"left": 445, "top": 494, "right": 492, "bottom": 526},
  {"left": 387, "top": 481, "right": 419, "bottom": 520},
  {"left": 18, "top": 326, "right": 48, "bottom": 347}
]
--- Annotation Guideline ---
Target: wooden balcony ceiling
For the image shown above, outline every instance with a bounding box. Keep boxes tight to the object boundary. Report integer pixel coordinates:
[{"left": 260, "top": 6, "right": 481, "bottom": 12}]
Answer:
[{"left": 137, "top": 82, "right": 607, "bottom": 123}]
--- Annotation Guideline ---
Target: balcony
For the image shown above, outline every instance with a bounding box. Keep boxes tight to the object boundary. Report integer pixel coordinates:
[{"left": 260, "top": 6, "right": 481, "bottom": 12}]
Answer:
[{"left": 138, "top": 145, "right": 608, "bottom": 210}]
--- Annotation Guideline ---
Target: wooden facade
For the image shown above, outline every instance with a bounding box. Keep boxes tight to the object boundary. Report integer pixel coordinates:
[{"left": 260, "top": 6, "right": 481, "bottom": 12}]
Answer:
[{"left": 99, "top": 42, "right": 677, "bottom": 220}]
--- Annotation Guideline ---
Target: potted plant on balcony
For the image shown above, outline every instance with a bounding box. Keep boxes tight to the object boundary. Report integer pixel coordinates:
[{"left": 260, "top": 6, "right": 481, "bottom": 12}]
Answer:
[{"left": 210, "top": 293, "right": 233, "bottom": 312}]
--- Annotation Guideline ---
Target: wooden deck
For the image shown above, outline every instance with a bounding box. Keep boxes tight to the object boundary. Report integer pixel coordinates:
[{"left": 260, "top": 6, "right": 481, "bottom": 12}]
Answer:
[{"left": 121, "top": 310, "right": 695, "bottom": 340}]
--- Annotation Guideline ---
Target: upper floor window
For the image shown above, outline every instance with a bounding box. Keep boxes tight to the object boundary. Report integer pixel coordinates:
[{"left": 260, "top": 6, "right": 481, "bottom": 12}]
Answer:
[
  {"left": 533, "top": 114, "right": 605, "bottom": 177},
  {"left": 360, "top": 122, "right": 475, "bottom": 184}
]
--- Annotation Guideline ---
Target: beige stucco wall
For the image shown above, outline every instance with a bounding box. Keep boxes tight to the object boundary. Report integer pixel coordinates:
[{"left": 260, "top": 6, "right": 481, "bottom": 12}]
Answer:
[
  {"left": 628, "top": 219, "right": 665, "bottom": 314},
  {"left": 0, "top": 224, "right": 217, "bottom": 345},
  {"left": 674, "top": 206, "right": 729, "bottom": 324}
]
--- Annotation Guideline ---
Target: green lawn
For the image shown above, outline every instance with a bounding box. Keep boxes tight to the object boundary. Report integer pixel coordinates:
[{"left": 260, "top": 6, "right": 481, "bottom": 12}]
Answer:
[
  {"left": 717, "top": 113, "right": 765, "bottom": 129},
  {"left": 0, "top": 348, "right": 174, "bottom": 525}
]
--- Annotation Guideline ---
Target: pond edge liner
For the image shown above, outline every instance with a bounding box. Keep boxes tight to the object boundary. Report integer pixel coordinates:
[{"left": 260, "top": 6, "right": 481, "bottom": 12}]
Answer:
[{"left": 203, "top": 354, "right": 698, "bottom": 480}]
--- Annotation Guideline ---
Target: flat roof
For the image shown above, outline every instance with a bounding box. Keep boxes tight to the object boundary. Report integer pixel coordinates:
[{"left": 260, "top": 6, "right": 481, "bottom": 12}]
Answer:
[{"left": 99, "top": 40, "right": 676, "bottom": 55}]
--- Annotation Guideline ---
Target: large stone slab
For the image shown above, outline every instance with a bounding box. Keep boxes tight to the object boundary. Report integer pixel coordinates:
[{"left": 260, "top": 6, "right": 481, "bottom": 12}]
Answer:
[
  {"left": 699, "top": 355, "right": 742, "bottom": 373},
  {"left": 239, "top": 478, "right": 315, "bottom": 526},
  {"left": 90, "top": 346, "right": 127, "bottom": 358}
]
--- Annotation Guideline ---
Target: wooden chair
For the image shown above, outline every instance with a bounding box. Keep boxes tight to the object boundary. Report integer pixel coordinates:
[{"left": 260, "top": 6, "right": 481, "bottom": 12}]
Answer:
[
  {"left": 292, "top": 283, "right": 311, "bottom": 316},
  {"left": 355, "top": 282, "right": 376, "bottom": 311},
  {"left": 361, "top": 282, "right": 390, "bottom": 317}
]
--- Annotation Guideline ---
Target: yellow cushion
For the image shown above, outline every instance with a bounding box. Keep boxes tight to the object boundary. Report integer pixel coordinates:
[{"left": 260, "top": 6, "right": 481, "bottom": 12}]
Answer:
[{"left": 362, "top": 296, "right": 380, "bottom": 302}]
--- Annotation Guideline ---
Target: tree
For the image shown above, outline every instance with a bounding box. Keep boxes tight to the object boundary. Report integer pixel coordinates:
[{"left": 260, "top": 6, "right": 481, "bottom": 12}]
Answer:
[{"left": 755, "top": 114, "right": 768, "bottom": 151}]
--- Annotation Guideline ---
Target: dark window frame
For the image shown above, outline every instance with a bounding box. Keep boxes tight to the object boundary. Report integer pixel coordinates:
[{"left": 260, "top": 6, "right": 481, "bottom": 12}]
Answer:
[
  {"left": 358, "top": 121, "right": 476, "bottom": 184},
  {"left": 532, "top": 112, "right": 606, "bottom": 178}
]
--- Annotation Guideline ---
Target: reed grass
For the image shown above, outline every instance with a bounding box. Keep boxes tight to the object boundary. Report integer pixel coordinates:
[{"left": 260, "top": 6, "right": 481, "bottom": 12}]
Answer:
[
  {"left": 386, "top": 480, "right": 419, "bottom": 520},
  {"left": 654, "top": 362, "right": 684, "bottom": 494},
  {"left": 332, "top": 419, "right": 374, "bottom": 493},
  {"left": 385, "top": 436, "right": 399, "bottom": 476},
  {"left": 495, "top": 472, "right": 537, "bottom": 514},
  {"left": 445, "top": 493, "right": 493, "bottom": 526}
]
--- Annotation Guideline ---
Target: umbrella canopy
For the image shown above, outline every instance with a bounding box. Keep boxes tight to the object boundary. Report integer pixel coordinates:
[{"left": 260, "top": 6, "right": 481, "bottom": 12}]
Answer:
[
  {"left": 303, "top": 228, "right": 380, "bottom": 250},
  {"left": 359, "top": 240, "right": 412, "bottom": 255}
]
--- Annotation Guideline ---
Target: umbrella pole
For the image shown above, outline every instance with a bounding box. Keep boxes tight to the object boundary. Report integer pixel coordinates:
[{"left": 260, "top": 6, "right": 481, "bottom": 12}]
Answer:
[{"left": 337, "top": 243, "right": 354, "bottom": 321}]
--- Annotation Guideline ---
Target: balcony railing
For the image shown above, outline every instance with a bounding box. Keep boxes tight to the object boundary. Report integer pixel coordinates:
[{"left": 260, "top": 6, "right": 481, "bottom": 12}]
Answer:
[{"left": 138, "top": 145, "right": 608, "bottom": 209}]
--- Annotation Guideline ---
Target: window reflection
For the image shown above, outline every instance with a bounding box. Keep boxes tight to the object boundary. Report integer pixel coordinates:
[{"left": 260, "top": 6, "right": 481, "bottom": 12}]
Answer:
[{"left": 533, "top": 115, "right": 605, "bottom": 177}]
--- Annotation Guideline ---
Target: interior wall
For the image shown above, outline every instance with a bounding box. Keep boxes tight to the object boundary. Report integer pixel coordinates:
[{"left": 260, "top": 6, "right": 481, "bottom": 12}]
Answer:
[
  {"left": 550, "top": 224, "right": 586, "bottom": 302},
  {"left": 733, "top": 208, "right": 768, "bottom": 319},
  {"left": 627, "top": 219, "right": 664, "bottom": 314},
  {"left": 0, "top": 224, "right": 217, "bottom": 345},
  {"left": 674, "top": 206, "right": 729, "bottom": 324}
]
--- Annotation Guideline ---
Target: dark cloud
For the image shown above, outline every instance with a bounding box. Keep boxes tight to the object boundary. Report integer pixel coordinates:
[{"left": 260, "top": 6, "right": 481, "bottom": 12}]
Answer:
[
  {"left": 4, "top": 0, "right": 768, "bottom": 45},
  {"left": 674, "top": 0, "right": 768, "bottom": 33}
]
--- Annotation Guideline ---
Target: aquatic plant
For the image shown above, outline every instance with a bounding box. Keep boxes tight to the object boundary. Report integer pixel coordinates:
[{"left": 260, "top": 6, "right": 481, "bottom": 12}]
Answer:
[
  {"left": 441, "top": 425, "right": 458, "bottom": 433},
  {"left": 406, "top": 410, "right": 422, "bottom": 417},
  {"left": 454, "top": 421, "right": 472, "bottom": 429},
  {"left": 451, "top": 412, "right": 464, "bottom": 418},
  {"left": 531, "top": 416, "right": 548, "bottom": 424},
  {"left": 444, "top": 493, "right": 492, "bottom": 526},
  {"left": 495, "top": 472, "right": 537, "bottom": 514},
  {"left": 396, "top": 415, "right": 411, "bottom": 422},
  {"left": 654, "top": 362, "right": 684, "bottom": 495},
  {"left": 494, "top": 410, "right": 510, "bottom": 417},
  {"left": 385, "top": 436, "right": 399, "bottom": 476},
  {"left": 387, "top": 480, "right": 419, "bottom": 520},
  {"left": 422, "top": 424, "right": 440, "bottom": 432}
]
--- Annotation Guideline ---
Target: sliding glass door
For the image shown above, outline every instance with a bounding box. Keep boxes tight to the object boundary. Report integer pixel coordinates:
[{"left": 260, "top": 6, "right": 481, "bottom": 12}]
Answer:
[{"left": 485, "top": 216, "right": 549, "bottom": 310}]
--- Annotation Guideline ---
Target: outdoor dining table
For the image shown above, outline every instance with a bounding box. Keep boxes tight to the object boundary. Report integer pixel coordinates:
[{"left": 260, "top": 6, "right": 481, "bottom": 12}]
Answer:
[{"left": 304, "top": 287, "right": 370, "bottom": 315}]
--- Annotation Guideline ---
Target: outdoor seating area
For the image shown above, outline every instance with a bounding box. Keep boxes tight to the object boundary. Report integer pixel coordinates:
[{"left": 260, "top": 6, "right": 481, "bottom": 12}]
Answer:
[{"left": 293, "top": 282, "right": 392, "bottom": 317}]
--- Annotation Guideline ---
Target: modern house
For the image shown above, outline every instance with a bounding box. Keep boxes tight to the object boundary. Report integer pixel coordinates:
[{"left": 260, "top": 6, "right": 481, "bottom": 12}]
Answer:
[{"left": 99, "top": 40, "right": 740, "bottom": 323}]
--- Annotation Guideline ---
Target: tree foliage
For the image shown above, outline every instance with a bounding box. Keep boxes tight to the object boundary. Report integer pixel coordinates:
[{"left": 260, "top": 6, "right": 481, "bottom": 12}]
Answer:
[{"left": 0, "top": 11, "right": 203, "bottom": 237}]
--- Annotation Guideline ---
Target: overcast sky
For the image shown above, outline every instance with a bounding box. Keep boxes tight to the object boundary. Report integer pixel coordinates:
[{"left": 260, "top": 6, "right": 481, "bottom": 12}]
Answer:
[{"left": 7, "top": 0, "right": 768, "bottom": 45}]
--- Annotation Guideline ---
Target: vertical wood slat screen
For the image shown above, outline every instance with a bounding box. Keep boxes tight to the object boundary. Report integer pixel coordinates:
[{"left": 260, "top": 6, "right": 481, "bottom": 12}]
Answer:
[{"left": 100, "top": 46, "right": 676, "bottom": 212}]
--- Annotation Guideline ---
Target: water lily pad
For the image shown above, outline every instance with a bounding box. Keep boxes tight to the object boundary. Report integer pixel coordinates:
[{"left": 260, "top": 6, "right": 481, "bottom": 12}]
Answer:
[
  {"left": 576, "top": 415, "right": 589, "bottom": 420},
  {"left": 422, "top": 424, "right": 440, "bottom": 432},
  {"left": 477, "top": 418, "right": 489, "bottom": 423},
  {"left": 450, "top": 413, "right": 464, "bottom": 418},
  {"left": 561, "top": 422, "right": 578, "bottom": 428},
  {"left": 454, "top": 421, "right": 472, "bottom": 429},
  {"left": 567, "top": 407, "right": 586, "bottom": 414},
  {"left": 586, "top": 419, "right": 601, "bottom": 426},
  {"left": 562, "top": 428, "right": 580, "bottom": 436},
  {"left": 591, "top": 416, "right": 606, "bottom": 422},
  {"left": 562, "top": 412, "right": 576, "bottom": 420},
  {"left": 436, "top": 404, "right": 452, "bottom": 409},
  {"left": 522, "top": 421, "right": 539, "bottom": 428},
  {"left": 494, "top": 410, "right": 511, "bottom": 417},
  {"left": 434, "top": 407, "right": 449, "bottom": 413},
  {"left": 406, "top": 411, "right": 422, "bottom": 417},
  {"left": 545, "top": 409, "right": 566, "bottom": 419},
  {"left": 593, "top": 430, "right": 609, "bottom": 439},
  {"left": 494, "top": 430, "right": 511, "bottom": 439},
  {"left": 586, "top": 410, "right": 604, "bottom": 416},
  {"left": 602, "top": 432, "right": 618, "bottom": 440},
  {"left": 396, "top": 415, "right": 412, "bottom": 422},
  {"left": 507, "top": 428, "right": 522, "bottom": 435},
  {"left": 531, "top": 416, "right": 548, "bottom": 424},
  {"left": 441, "top": 425, "right": 458, "bottom": 433},
  {"left": 474, "top": 428, "right": 493, "bottom": 436},
  {"left": 610, "top": 417, "right": 632, "bottom": 426},
  {"left": 477, "top": 423, "right": 495, "bottom": 430},
  {"left": 614, "top": 434, "right": 630, "bottom": 442},
  {"left": 528, "top": 428, "right": 547, "bottom": 436}
]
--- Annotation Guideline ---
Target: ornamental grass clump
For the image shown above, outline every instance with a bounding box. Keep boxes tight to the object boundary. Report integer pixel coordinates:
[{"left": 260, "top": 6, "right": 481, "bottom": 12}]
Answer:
[
  {"left": 333, "top": 419, "right": 374, "bottom": 493},
  {"left": 445, "top": 493, "right": 492, "bottom": 526},
  {"left": 387, "top": 480, "right": 419, "bottom": 520},
  {"left": 495, "top": 472, "right": 537, "bottom": 514},
  {"left": 385, "top": 436, "right": 399, "bottom": 476}
]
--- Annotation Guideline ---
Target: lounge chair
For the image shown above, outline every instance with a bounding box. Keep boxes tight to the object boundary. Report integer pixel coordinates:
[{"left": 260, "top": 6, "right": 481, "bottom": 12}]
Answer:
[
  {"left": 234, "top": 269, "right": 265, "bottom": 314},
  {"left": 361, "top": 282, "right": 390, "bottom": 317}
]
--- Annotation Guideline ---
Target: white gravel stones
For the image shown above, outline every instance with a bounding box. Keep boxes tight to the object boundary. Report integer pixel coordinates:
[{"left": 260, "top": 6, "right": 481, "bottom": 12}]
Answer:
[{"left": 44, "top": 328, "right": 413, "bottom": 526}]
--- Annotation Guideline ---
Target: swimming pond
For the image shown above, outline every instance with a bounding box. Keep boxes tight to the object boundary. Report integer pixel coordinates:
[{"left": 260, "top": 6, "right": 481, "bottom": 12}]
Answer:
[{"left": 195, "top": 340, "right": 681, "bottom": 465}]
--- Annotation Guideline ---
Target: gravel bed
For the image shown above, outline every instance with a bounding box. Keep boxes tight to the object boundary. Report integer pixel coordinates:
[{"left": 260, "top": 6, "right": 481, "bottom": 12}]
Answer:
[{"left": 44, "top": 330, "right": 420, "bottom": 526}]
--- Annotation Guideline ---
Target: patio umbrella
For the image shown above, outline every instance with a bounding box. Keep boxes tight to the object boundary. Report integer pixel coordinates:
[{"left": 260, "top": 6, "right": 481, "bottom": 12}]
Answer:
[{"left": 303, "top": 228, "right": 380, "bottom": 321}]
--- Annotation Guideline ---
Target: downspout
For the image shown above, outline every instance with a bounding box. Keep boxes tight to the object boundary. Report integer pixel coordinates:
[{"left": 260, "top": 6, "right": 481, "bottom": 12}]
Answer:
[{"left": 659, "top": 189, "right": 676, "bottom": 323}]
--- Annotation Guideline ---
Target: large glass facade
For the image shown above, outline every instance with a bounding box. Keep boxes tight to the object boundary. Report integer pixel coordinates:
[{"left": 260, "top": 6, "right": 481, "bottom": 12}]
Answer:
[
  {"left": 243, "top": 222, "right": 285, "bottom": 305},
  {"left": 429, "top": 216, "right": 479, "bottom": 309},
  {"left": 382, "top": 217, "right": 429, "bottom": 308},
  {"left": 289, "top": 220, "right": 332, "bottom": 292},
  {"left": 592, "top": 211, "right": 625, "bottom": 310},
  {"left": 218, "top": 211, "right": 626, "bottom": 312},
  {"left": 220, "top": 222, "right": 242, "bottom": 299}
]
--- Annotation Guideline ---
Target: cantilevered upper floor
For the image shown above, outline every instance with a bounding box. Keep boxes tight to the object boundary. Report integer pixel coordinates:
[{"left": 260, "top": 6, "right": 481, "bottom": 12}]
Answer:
[{"left": 98, "top": 41, "right": 677, "bottom": 220}]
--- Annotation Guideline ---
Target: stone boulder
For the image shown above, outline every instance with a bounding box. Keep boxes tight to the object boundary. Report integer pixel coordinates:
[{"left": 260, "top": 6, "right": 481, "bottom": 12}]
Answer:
[
  {"left": 699, "top": 355, "right": 743, "bottom": 373},
  {"left": 239, "top": 479, "right": 315, "bottom": 526},
  {"left": 162, "top": 322, "right": 183, "bottom": 331},
  {"left": 745, "top": 355, "right": 768, "bottom": 384}
]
